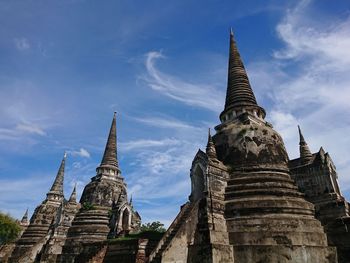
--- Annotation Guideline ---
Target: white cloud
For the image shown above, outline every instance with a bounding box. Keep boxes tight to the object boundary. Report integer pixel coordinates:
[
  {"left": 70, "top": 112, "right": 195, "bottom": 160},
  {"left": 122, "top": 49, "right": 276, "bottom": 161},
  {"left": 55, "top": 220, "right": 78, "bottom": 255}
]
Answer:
[
  {"left": 133, "top": 116, "right": 199, "bottom": 130},
  {"left": 120, "top": 138, "right": 180, "bottom": 151},
  {"left": 0, "top": 121, "right": 46, "bottom": 141},
  {"left": 14, "top": 37, "right": 30, "bottom": 51},
  {"left": 274, "top": 0, "right": 350, "bottom": 70},
  {"left": 16, "top": 122, "right": 46, "bottom": 136},
  {"left": 68, "top": 148, "right": 91, "bottom": 158},
  {"left": 143, "top": 51, "right": 225, "bottom": 112},
  {"left": 248, "top": 0, "right": 350, "bottom": 191}
]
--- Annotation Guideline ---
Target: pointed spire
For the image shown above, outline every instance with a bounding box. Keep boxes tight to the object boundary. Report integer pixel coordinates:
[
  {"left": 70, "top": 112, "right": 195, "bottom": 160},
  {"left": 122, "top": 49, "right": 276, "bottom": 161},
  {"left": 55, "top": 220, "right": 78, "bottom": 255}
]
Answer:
[
  {"left": 69, "top": 183, "right": 77, "bottom": 203},
  {"left": 220, "top": 29, "right": 265, "bottom": 122},
  {"left": 100, "top": 112, "right": 119, "bottom": 168},
  {"left": 206, "top": 128, "right": 217, "bottom": 159},
  {"left": 298, "top": 125, "right": 313, "bottom": 164},
  {"left": 129, "top": 195, "right": 133, "bottom": 205},
  {"left": 48, "top": 152, "right": 66, "bottom": 197},
  {"left": 21, "top": 208, "right": 29, "bottom": 224}
]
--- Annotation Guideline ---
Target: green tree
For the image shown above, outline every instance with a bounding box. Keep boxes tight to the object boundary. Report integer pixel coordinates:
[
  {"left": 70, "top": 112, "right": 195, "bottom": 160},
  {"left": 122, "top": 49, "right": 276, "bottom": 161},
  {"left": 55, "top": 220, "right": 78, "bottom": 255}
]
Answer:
[
  {"left": 140, "top": 221, "right": 166, "bottom": 233},
  {"left": 0, "top": 212, "right": 21, "bottom": 245}
]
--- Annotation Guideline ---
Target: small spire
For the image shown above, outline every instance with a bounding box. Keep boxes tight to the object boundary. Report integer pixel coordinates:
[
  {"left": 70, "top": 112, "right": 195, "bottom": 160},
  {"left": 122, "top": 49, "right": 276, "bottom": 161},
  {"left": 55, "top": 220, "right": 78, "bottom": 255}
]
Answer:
[
  {"left": 220, "top": 29, "right": 265, "bottom": 121},
  {"left": 206, "top": 128, "right": 217, "bottom": 159},
  {"left": 21, "top": 208, "right": 29, "bottom": 224},
  {"left": 298, "top": 125, "right": 313, "bottom": 164},
  {"left": 129, "top": 195, "right": 133, "bottom": 205},
  {"left": 100, "top": 112, "right": 119, "bottom": 168},
  {"left": 298, "top": 125, "right": 306, "bottom": 143},
  {"left": 68, "top": 183, "right": 77, "bottom": 203},
  {"left": 48, "top": 153, "right": 66, "bottom": 197}
]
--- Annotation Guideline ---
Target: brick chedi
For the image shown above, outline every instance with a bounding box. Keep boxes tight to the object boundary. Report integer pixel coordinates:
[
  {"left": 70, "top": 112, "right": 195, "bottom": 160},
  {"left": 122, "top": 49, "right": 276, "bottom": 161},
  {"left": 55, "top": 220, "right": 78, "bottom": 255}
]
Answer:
[
  {"left": 9, "top": 153, "right": 68, "bottom": 263},
  {"left": 150, "top": 30, "right": 338, "bottom": 263},
  {"left": 39, "top": 185, "right": 79, "bottom": 263},
  {"left": 212, "top": 30, "right": 336, "bottom": 263},
  {"left": 60, "top": 113, "right": 141, "bottom": 262},
  {"left": 289, "top": 126, "right": 350, "bottom": 263}
]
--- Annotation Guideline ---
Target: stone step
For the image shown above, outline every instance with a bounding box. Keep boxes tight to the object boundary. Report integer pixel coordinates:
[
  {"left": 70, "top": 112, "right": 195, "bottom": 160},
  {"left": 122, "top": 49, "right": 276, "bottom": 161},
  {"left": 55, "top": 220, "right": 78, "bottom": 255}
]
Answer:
[
  {"left": 230, "top": 170, "right": 292, "bottom": 176},
  {"left": 225, "top": 206, "right": 314, "bottom": 218},
  {"left": 225, "top": 188, "right": 304, "bottom": 199},
  {"left": 227, "top": 174, "right": 294, "bottom": 185},
  {"left": 229, "top": 230, "right": 328, "bottom": 246},
  {"left": 74, "top": 213, "right": 109, "bottom": 218},
  {"left": 225, "top": 197, "right": 314, "bottom": 211},
  {"left": 226, "top": 181, "right": 298, "bottom": 192},
  {"left": 226, "top": 217, "right": 324, "bottom": 233},
  {"left": 72, "top": 217, "right": 110, "bottom": 223}
]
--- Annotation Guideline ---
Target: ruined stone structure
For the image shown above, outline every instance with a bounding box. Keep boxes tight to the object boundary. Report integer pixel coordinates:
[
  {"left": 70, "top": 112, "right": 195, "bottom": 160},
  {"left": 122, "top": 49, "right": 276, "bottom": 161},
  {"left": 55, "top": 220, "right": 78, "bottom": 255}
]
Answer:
[
  {"left": 39, "top": 186, "right": 80, "bottom": 263},
  {"left": 149, "top": 31, "right": 347, "bottom": 263},
  {"left": 290, "top": 126, "right": 350, "bottom": 262},
  {"left": 9, "top": 153, "right": 72, "bottom": 263},
  {"left": 60, "top": 113, "right": 141, "bottom": 262},
  {"left": 7, "top": 114, "right": 140, "bottom": 263}
]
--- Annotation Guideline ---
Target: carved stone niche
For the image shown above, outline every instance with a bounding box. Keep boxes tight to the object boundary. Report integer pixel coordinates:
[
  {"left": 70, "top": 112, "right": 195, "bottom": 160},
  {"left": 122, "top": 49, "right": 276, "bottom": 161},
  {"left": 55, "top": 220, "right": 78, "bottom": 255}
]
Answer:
[{"left": 190, "top": 160, "right": 208, "bottom": 203}]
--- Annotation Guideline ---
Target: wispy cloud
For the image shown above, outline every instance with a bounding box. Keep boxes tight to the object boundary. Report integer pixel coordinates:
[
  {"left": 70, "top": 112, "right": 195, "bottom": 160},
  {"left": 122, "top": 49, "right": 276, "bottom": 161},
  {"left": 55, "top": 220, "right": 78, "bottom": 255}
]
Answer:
[
  {"left": 133, "top": 116, "right": 199, "bottom": 130},
  {"left": 120, "top": 138, "right": 180, "bottom": 151},
  {"left": 14, "top": 37, "right": 30, "bottom": 51},
  {"left": 0, "top": 121, "right": 46, "bottom": 141},
  {"left": 249, "top": 0, "right": 350, "bottom": 189},
  {"left": 16, "top": 122, "right": 46, "bottom": 136},
  {"left": 126, "top": 140, "right": 197, "bottom": 199},
  {"left": 68, "top": 148, "right": 91, "bottom": 158},
  {"left": 142, "top": 51, "right": 225, "bottom": 112}
]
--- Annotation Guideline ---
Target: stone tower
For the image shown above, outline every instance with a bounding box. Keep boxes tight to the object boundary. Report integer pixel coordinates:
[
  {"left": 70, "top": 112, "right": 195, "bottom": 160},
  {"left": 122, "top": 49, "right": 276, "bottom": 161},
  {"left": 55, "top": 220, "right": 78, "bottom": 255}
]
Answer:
[
  {"left": 211, "top": 28, "right": 337, "bottom": 263},
  {"left": 151, "top": 30, "right": 338, "bottom": 263},
  {"left": 60, "top": 113, "right": 141, "bottom": 262},
  {"left": 289, "top": 126, "right": 350, "bottom": 263},
  {"left": 39, "top": 185, "right": 79, "bottom": 263},
  {"left": 9, "top": 153, "right": 67, "bottom": 263}
]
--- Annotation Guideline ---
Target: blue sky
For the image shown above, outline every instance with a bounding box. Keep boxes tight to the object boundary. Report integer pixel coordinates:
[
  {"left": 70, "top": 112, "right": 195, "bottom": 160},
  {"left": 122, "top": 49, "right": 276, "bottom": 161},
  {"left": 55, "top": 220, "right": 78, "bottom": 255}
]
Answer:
[{"left": 1, "top": 0, "right": 350, "bottom": 226}]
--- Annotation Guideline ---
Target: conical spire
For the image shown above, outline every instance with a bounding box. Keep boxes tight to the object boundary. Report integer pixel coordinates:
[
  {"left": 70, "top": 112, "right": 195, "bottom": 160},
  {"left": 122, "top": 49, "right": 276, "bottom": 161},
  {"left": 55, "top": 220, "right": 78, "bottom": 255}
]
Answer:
[
  {"left": 48, "top": 152, "right": 66, "bottom": 196},
  {"left": 21, "top": 208, "right": 29, "bottom": 224},
  {"left": 206, "top": 128, "right": 217, "bottom": 159},
  {"left": 68, "top": 183, "right": 77, "bottom": 203},
  {"left": 220, "top": 29, "right": 265, "bottom": 121},
  {"left": 298, "top": 125, "right": 313, "bottom": 164},
  {"left": 100, "top": 112, "right": 119, "bottom": 168}
]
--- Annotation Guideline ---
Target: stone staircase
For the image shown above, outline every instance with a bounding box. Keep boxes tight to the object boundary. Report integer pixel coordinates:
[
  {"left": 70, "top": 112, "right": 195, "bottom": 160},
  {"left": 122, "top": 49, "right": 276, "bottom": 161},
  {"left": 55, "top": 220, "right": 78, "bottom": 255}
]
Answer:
[{"left": 148, "top": 202, "right": 193, "bottom": 263}]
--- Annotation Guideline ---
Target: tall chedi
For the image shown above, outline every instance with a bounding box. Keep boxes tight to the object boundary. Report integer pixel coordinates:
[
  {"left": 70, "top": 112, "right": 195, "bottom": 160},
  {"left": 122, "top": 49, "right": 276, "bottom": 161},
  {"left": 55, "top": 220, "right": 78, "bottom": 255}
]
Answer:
[
  {"left": 9, "top": 153, "right": 67, "bottom": 263},
  {"left": 151, "top": 30, "right": 339, "bottom": 263},
  {"left": 61, "top": 113, "right": 140, "bottom": 262},
  {"left": 211, "top": 30, "right": 337, "bottom": 262}
]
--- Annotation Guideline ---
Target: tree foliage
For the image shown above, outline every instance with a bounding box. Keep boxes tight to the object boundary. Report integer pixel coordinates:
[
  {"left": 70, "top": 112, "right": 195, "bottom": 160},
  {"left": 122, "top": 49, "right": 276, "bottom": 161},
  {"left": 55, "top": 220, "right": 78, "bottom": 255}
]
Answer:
[
  {"left": 0, "top": 212, "right": 21, "bottom": 245},
  {"left": 140, "top": 221, "right": 166, "bottom": 233}
]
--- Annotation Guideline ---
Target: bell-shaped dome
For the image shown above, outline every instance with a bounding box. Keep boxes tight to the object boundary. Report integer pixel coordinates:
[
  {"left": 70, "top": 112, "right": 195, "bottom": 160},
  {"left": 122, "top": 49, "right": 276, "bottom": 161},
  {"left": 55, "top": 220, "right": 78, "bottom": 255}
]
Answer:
[{"left": 214, "top": 114, "right": 289, "bottom": 171}]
